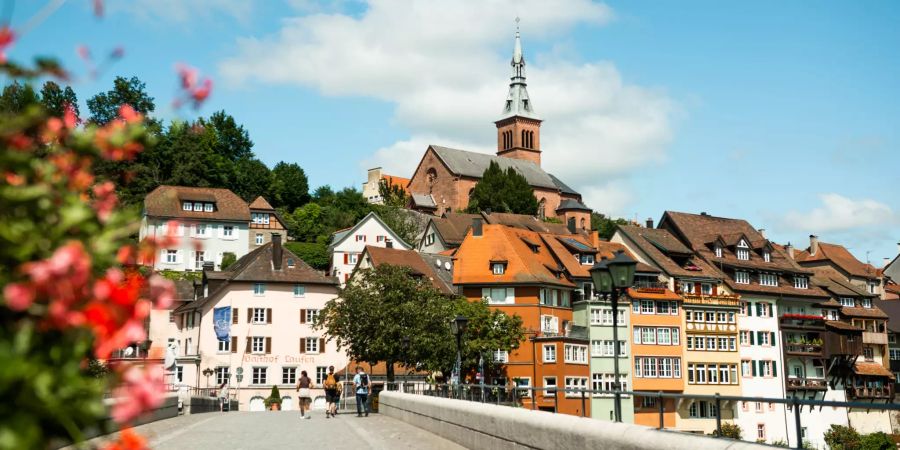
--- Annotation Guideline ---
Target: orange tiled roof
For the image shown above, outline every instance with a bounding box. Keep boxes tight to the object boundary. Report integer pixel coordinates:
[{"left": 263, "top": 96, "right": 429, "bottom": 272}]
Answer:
[
  {"left": 795, "top": 242, "right": 881, "bottom": 280},
  {"left": 453, "top": 224, "right": 574, "bottom": 287},
  {"left": 626, "top": 287, "right": 681, "bottom": 301},
  {"left": 248, "top": 196, "right": 275, "bottom": 210},
  {"left": 381, "top": 175, "right": 410, "bottom": 194},
  {"left": 853, "top": 362, "right": 894, "bottom": 379}
]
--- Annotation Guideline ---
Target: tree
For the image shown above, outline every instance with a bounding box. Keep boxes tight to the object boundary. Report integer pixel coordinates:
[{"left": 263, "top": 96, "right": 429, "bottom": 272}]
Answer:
[
  {"left": 284, "top": 203, "right": 326, "bottom": 243},
  {"left": 591, "top": 212, "right": 630, "bottom": 240},
  {"left": 230, "top": 157, "right": 272, "bottom": 202},
  {"left": 372, "top": 205, "right": 419, "bottom": 247},
  {"left": 220, "top": 253, "right": 237, "bottom": 270},
  {"left": 379, "top": 178, "right": 409, "bottom": 208},
  {"left": 466, "top": 161, "right": 538, "bottom": 215},
  {"left": 860, "top": 432, "right": 893, "bottom": 450},
  {"left": 316, "top": 265, "right": 523, "bottom": 381},
  {"left": 284, "top": 242, "right": 329, "bottom": 271},
  {"left": 269, "top": 161, "right": 310, "bottom": 211},
  {"left": 0, "top": 82, "right": 40, "bottom": 113},
  {"left": 711, "top": 422, "right": 742, "bottom": 440},
  {"left": 824, "top": 425, "right": 861, "bottom": 450},
  {"left": 207, "top": 110, "right": 254, "bottom": 161},
  {"left": 39, "top": 81, "right": 79, "bottom": 119},
  {"left": 87, "top": 76, "right": 155, "bottom": 125}
]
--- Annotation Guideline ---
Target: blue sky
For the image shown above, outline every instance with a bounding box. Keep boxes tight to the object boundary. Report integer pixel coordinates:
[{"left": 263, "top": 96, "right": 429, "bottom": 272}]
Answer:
[{"left": 8, "top": 0, "right": 899, "bottom": 263}]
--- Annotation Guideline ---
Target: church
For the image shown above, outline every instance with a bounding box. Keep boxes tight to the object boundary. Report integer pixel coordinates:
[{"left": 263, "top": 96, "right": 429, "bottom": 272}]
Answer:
[{"left": 403, "top": 29, "right": 591, "bottom": 232}]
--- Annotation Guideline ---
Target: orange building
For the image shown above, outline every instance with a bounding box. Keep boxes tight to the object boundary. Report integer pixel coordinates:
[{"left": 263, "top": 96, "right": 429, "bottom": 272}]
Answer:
[{"left": 453, "top": 220, "right": 590, "bottom": 416}]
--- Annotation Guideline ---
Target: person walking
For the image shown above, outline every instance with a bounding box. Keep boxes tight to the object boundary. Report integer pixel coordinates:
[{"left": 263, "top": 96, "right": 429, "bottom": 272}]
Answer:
[
  {"left": 296, "top": 370, "right": 313, "bottom": 419},
  {"left": 352, "top": 366, "right": 370, "bottom": 417},
  {"left": 323, "top": 366, "right": 340, "bottom": 418}
]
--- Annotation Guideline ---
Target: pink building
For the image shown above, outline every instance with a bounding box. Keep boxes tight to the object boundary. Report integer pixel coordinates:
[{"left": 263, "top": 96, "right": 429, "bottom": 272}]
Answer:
[{"left": 173, "top": 234, "right": 348, "bottom": 411}]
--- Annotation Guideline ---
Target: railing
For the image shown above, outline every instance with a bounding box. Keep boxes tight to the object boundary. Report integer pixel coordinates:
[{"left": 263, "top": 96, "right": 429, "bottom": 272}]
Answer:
[
  {"left": 786, "top": 378, "right": 827, "bottom": 390},
  {"left": 109, "top": 348, "right": 150, "bottom": 359},
  {"left": 633, "top": 281, "right": 669, "bottom": 290},
  {"left": 785, "top": 344, "right": 823, "bottom": 355},
  {"left": 384, "top": 382, "right": 900, "bottom": 450},
  {"left": 848, "top": 386, "right": 893, "bottom": 399},
  {"left": 681, "top": 294, "right": 741, "bottom": 307},
  {"left": 862, "top": 332, "right": 888, "bottom": 345}
]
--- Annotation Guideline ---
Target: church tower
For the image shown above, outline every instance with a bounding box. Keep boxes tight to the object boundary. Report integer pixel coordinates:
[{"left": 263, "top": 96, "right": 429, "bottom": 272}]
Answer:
[{"left": 495, "top": 24, "right": 543, "bottom": 166}]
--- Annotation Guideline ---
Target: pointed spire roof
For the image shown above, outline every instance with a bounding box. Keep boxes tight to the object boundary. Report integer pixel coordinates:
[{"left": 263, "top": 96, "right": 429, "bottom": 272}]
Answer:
[{"left": 499, "top": 21, "right": 540, "bottom": 121}]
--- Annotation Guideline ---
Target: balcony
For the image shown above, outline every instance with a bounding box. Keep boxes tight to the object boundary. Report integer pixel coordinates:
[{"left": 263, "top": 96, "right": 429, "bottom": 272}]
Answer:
[
  {"left": 633, "top": 281, "right": 669, "bottom": 290},
  {"left": 786, "top": 378, "right": 828, "bottom": 391},
  {"left": 785, "top": 343, "right": 823, "bottom": 356},
  {"left": 862, "top": 332, "right": 888, "bottom": 345},
  {"left": 823, "top": 333, "right": 863, "bottom": 356},
  {"left": 848, "top": 386, "right": 893, "bottom": 400},
  {"left": 681, "top": 294, "right": 741, "bottom": 307},
  {"left": 780, "top": 314, "right": 825, "bottom": 330}
]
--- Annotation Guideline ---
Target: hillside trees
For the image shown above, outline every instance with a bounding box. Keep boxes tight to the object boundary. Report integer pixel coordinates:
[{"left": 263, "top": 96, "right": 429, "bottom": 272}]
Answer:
[{"left": 466, "top": 161, "right": 538, "bottom": 215}]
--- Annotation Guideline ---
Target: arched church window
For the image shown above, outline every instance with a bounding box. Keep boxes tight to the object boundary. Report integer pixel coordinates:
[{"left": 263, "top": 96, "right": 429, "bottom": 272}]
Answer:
[
  {"left": 538, "top": 198, "right": 546, "bottom": 219},
  {"left": 521, "top": 130, "right": 527, "bottom": 149},
  {"left": 580, "top": 217, "right": 586, "bottom": 230}
]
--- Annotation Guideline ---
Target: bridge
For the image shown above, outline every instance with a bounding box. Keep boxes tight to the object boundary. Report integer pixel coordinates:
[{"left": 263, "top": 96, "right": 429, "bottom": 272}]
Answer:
[{"left": 80, "top": 392, "right": 767, "bottom": 449}]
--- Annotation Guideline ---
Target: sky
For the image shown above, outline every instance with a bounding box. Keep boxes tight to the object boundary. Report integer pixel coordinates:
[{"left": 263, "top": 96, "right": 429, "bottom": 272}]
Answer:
[{"left": 8, "top": 0, "right": 900, "bottom": 264}]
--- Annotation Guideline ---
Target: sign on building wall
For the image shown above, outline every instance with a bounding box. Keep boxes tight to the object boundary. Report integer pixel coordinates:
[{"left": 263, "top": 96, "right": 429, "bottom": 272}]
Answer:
[{"left": 213, "top": 307, "right": 231, "bottom": 342}]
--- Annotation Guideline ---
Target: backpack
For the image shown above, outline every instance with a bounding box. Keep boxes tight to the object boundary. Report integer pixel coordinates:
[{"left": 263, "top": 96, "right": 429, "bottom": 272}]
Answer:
[
  {"left": 359, "top": 373, "right": 369, "bottom": 387},
  {"left": 324, "top": 374, "right": 337, "bottom": 390}
]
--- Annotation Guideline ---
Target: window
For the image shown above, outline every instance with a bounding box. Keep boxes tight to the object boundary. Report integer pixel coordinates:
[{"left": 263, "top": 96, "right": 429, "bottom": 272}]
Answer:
[
  {"left": 735, "top": 271, "right": 750, "bottom": 284},
  {"left": 687, "top": 363, "right": 738, "bottom": 384},
  {"left": 252, "top": 213, "right": 270, "bottom": 225},
  {"left": 424, "top": 233, "right": 435, "bottom": 246},
  {"left": 656, "top": 301, "right": 670, "bottom": 315},
  {"left": 741, "top": 360, "right": 752, "bottom": 377},
  {"left": 641, "top": 397, "right": 658, "bottom": 409},
  {"left": 591, "top": 340, "right": 603, "bottom": 356},
  {"left": 590, "top": 308, "right": 603, "bottom": 325},
  {"left": 541, "top": 315, "right": 560, "bottom": 334},
  {"left": 701, "top": 283, "right": 712, "bottom": 295},
  {"left": 641, "top": 300, "right": 654, "bottom": 314},
  {"left": 641, "top": 328, "right": 656, "bottom": 344},
  {"left": 543, "top": 344, "right": 556, "bottom": 363},
  {"left": 305, "top": 337, "right": 320, "bottom": 353},
  {"left": 740, "top": 302, "right": 748, "bottom": 316},
  {"left": 634, "top": 357, "right": 681, "bottom": 378},
  {"left": 215, "top": 366, "right": 230, "bottom": 385},
  {"left": 716, "top": 312, "right": 727, "bottom": 323},
  {"left": 282, "top": 367, "right": 297, "bottom": 385},
  {"left": 689, "top": 401, "right": 716, "bottom": 418},
  {"left": 305, "top": 309, "right": 319, "bottom": 324},
  {"left": 252, "top": 337, "right": 265, "bottom": 354},
  {"left": 218, "top": 339, "right": 231, "bottom": 353},
  {"left": 763, "top": 251, "right": 771, "bottom": 262},
  {"left": 757, "top": 424, "right": 766, "bottom": 441},
  {"left": 542, "top": 377, "right": 557, "bottom": 397},
  {"left": 252, "top": 367, "right": 267, "bottom": 385},
  {"left": 580, "top": 254, "right": 595, "bottom": 265},
  {"left": 564, "top": 377, "right": 588, "bottom": 398},
  {"left": 255, "top": 233, "right": 263, "bottom": 245},
  {"left": 715, "top": 246, "right": 723, "bottom": 258},
  {"left": 793, "top": 277, "right": 808, "bottom": 289},
  {"left": 204, "top": 203, "right": 213, "bottom": 212},
  {"left": 174, "top": 365, "right": 184, "bottom": 383},
  {"left": 657, "top": 328, "right": 671, "bottom": 345},
  {"left": 863, "top": 347, "right": 874, "bottom": 361},
  {"left": 737, "top": 242, "right": 750, "bottom": 261},
  {"left": 861, "top": 298, "right": 872, "bottom": 308},
  {"left": 890, "top": 349, "right": 900, "bottom": 361},
  {"left": 760, "top": 273, "right": 778, "bottom": 287},
  {"left": 840, "top": 297, "right": 855, "bottom": 307},
  {"left": 253, "top": 283, "right": 266, "bottom": 296},
  {"left": 564, "top": 344, "right": 588, "bottom": 364},
  {"left": 868, "top": 282, "right": 878, "bottom": 294},
  {"left": 355, "top": 234, "right": 366, "bottom": 242},
  {"left": 294, "top": 285, "right": 305, "bottom": 297},
  {"left": 758, "top": 332, "right": 771, "bottom": 346},
  {"left": 492, "top": 350, "right": 509, "bottom": 363},
  {"left": 681, "top": 282, "right": 695, "bottom": 295},
  {"left": 492, "top": 263, "right": 506, "bottom": 275},
  {"left": 482, "top": 287, "right": 514, "bottom": 305},
  {"left": 194, "top": 250, "right": 205, "bottom": 269},
  {"left": 760, "top": 360, "right": 774, "bottom": 377},
  {"left": 193, "top": 202, "right": 203, "bottom": 212},
  {"left": 166, "top": 249, "right": 177, "bottom": 263},
  {"left": 513, "top": 377, "right": 530, "bottom": 397},
  {"left": 182, "top": 201, "right": 192, "bottom": 211},
  {"left": 223, "top": 225, "right": 234, "bottom": 237}
]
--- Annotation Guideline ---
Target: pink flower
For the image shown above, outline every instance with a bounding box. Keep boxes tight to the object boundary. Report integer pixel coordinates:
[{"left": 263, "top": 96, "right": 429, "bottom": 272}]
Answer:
[
  {"left": 118, "top": 104, "right": 141, "bottom": 124},
  {"left": 0, "top": 26, "right": 14, "bottom": 64},
  {"left": 92, "top": 181, "right": 118, "bottom": 223},
  {"left": 93, "top": 0, "right": 104, "bottom": 18},
  {"left": 176, "top": 63, "right": 197, "bottom": 90},
  {"left": 111, "top": 366, "right": 164, "bottom": 424},
  {"left": 190, "top": 79, "right": 212, "bottom": 107},
  {"left": 77, "top": 45, "right": 91, "bottom": 61},
  {"left": 4, "top": 283, "right": 35, "bottom": 311},
  {"left": 148, "top": 274, "right": 175, "bottom": 309},
  {"left": 64, "top": 102, "right": 79, "bottom": 128}
]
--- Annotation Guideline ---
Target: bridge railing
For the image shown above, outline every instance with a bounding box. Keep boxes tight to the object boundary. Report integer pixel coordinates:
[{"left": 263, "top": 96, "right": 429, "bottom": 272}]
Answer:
[{"left": 383, "top": 382, "right": 900, "bottom": 449}]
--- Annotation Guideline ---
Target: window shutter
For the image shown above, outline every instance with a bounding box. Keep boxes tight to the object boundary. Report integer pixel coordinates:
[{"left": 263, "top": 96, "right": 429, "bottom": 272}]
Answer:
[
  {"left": 769, "top": 303, "right": 774, "bottom": 317},
  {"left": 770, "top": 332, "right": 776, "bottom": 346},
  {"left": 247, "top": 309, "right": 252, "bottom": 323},
  {"left": 231, "top": 336, "right": 237, "bottom": 353},
  {"left": 750, "top": 332, "right": 755, "bottom": 345},
  {"left": 506, "top": 288, "right": 515, "bottom": 304},
  {"left": 300, "top": 310, "right": 306, "bottom": 324},
  {"left": 265, "top": 337, "right": 272, "bottom": 354},
  {"left": 752, "top": 360, "right": 757, "bottom": 376},
  {"left": 747, "top": 303, "right": 753, "bottom": 316},
  {"left": 232, "top": 308, "right": 238, "bottom": 324},
  {"left": 755, "top": 303, "right": 762, "bottom": 316},
  {"left": 266, "top": 308, "right": 272, "bottom": 324},
  {"left": 772, "top": 361, "right": 777, "bottom": 377},
  {"left": 246, "top": 337, "right": 251, "bottom": 353},
  {"left": 344, "top": 253, "right": 348, "bottom": 264},
  {"left": 319, "top": 338, "right": 325, "bottom": 352},
  {"left": 758, "top": 361, "right": 764, "bottom": 376},
  {"left": 757, "top": 331, "right": 763, "bottom": 345},
  {"left": 300, "top": 338, "right": 306, "bottom": 354},
  {"left": 159, "top": 249, "right": 166, "bottom": 264}
]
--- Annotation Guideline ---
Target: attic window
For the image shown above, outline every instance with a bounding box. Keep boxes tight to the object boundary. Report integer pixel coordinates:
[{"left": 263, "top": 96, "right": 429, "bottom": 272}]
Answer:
[
  {"left": 736, "top": 241, "right": 750, "bottom": 261},
  {"left": 193, "top": 202, "right": 203, "bottom": 212},
  {"left": 861, "top": 298, "right": 872, "bottom": 309},
  {"left": 287, "top": 258, "right": 295, "bottom": 268},
  {"left": 839, "top": 297, "right": 855, "bottom": 307},
  {"left": 714, "top": 245, "right": 722, "bottom": 258},
  {"left": 204, "top": 203, "right": 214, "bottom": 212},
  {"left": 183, "top": 202, "right": 192, "bottom": 211},
  {"left": 763, "top": 251, "right": 771, "bottom": 263},
  {"left": 793, "top": 277, "right": 808, "bottom": 289},
  {"left": 492, "top": 262, "right": 507, "bottom": 275},
  {"left": 580, "top": 254, "right": 594, "bottom": 265}
]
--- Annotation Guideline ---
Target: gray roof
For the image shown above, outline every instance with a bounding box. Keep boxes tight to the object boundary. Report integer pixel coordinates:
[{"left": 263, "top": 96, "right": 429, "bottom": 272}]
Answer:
[
  {"left": 549, "top": 174, "right": 578, "bottom": 196},
  {"left": 419, "top": 253, "right": 455, "bottom": 294},
  {"left": 430, "top": 145, "right": 559, "bottom": 190},
  {"left": 411, "top": 193, "right": 437, "bottom": 209},
  {"left": 498, "top": 31, "right": 539, "bottom": 121},
  {"left": 556, "top": 199, "right": 591, "bottom": 212}
]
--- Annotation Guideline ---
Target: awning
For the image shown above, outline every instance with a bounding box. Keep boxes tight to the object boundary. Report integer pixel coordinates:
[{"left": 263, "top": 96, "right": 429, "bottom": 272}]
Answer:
[{"left": 853, "top": 362, "right": 895, "bottom": 379}]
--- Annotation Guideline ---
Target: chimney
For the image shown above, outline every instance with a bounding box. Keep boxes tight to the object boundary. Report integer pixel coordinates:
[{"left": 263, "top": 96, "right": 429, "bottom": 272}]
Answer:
[
  {"left": 645, "top": 218, "right": 654, "bottom": 228},
  {"left": 784, "top": 242, "right": 794, "bottom": 260},
  {"left": 758, "top": 228, "right": 766, "bottom": 239},
  {"left": 567, "top": 217, "right": 576, "bottom": 234},
  {"left": 485, "top": 207, "right": 492, "bottom": 215},
  {"left": 272, "top": 233, "right": 283, "bottom": 270},
  {"left": 809, "top": 235, "right": 819, "bottom": 256},
  {"left": 472, "top": 218, "right": 483, "bottom": 237}
]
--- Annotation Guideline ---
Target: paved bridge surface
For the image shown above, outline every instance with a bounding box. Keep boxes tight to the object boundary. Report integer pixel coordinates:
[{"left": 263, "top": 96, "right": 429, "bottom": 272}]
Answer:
[{"left": 85, "top": 410, "right": 466, "bottom": 450}]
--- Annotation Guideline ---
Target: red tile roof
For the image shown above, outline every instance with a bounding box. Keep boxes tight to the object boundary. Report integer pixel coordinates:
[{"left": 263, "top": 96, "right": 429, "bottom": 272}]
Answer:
[
  {"left": 795, "top": 242, "right": 881, "bottom": 280},
  {"left": 145, "top": 185, "right": 250, "bottom": 222},
  {"left": 853, "top": 362, "right": 894, "bottom": 379},
  {"left": 248, "top": 196, "right": 275, "bottom": 210},
  {"left": 363, "top": 246, "right": 453, "bottom": 294},
  {"left": 381, "top": 175, "right": 410, "bottom": 194}
]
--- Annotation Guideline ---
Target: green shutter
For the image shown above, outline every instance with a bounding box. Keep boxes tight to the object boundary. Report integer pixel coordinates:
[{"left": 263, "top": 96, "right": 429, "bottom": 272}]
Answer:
[
  {"left": 750, "top": 332, "right": 755, "bottom": 345},
  {"left": 770, "top": 332, "right": 776, "bottom": 347},
  {"left": 755, "top": 303, "right": 762, "bottom": 316},
  {"left": 752, "top": 360, "right": 757, "bottom": 376},
  {"left": 748, "top": 303, "right": 753, "bottom": 316},
  {"left": 757, "top": 331, "right": 762, "bottom": 345},
  {"left": 768, "top": 303, "right": 774, "bottom": 317},
  {"left": 772, "top": 360, "right": 777, "bottom": 377},
  {"left": 758, "top": 360, "right": 764, "bottom": 376}
]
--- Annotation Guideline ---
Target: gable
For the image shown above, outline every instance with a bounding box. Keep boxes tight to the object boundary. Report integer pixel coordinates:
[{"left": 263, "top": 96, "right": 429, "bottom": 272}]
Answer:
[{"left": 329, "top": 212, "right": 412, "bottom": 251}]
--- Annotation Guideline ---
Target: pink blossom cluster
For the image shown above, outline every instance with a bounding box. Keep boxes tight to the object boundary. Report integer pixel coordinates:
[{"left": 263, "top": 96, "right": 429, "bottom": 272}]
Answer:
[{"left": 174, "top": 64, "right": 213, "bottom": 109}]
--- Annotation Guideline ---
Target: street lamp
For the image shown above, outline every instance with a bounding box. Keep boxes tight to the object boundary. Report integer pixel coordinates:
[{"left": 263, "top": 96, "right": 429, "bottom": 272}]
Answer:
[
  {"left": 590, "top": 250, "right": 637, "bottom": 423},
  {"left": 450, "top": 315, "right": 469, "bottom": 386},
  {"left": 202, "top": 367, "right": 215, "bottom": 389}
]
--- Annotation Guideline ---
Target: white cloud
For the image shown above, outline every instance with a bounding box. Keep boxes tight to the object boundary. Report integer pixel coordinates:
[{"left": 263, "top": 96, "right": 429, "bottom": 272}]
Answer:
[
  {"left": 219, "top": 0, "right": 675, "bottom": 213},
  {"left": 782, "top": 193, "right": 898, "bottom": 233}
]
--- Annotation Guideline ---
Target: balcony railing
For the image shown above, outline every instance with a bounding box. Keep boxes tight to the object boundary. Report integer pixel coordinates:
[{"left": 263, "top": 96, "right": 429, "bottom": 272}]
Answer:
[
  {"left": 786, "top": 378, "right": 827, "bottom": 390},
  {"left": 785, "top": 344, "right": 823, "bottom": 355},
  {"left": 848, "top": 386, "right": 893, "bottom": 399},
  {"left": 823, "top": 333, "right": 864, "bottom": 356},
  {"left": 109, "top": 348, "right": 150, "bottom": 360},
  {"left": 633, "top": 281, "right": 669, "bottom": 290},
  {"left": 681, "top": 294, "right": 741, "bottom": 307},
  {"left": 862, "top": 332, "right": 888, "bottom": 345}
]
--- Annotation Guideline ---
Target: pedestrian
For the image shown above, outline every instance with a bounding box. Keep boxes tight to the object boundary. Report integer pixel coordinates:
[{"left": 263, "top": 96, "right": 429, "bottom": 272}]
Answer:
[
  {"left": 352, "top": 366, "right": 370, "bottom": 417},
  {"left": 296, "top": 370, "right": 313, "bottom": 419},
  {"left": 323, "top": 366, "right": 340, "bottom": 418}
]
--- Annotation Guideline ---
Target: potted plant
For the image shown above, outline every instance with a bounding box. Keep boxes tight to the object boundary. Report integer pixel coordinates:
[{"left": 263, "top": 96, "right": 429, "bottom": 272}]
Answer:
[{"left": 265, "top": 385, "right": 282, "bottom": 411}]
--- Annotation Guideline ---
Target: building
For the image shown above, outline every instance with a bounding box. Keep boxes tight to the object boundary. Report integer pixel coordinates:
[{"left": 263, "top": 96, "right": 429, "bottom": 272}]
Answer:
[
  {"left": 452, "top": 220, "right": 590, "bottom": 416},
  {"left": 141, "top": 185, "right": 251, "bottom": 271},
  {"left": 404, "top": 31, "right": 589, "bottom": 226},
  {"left": 248, "top": 196, "right": 288, "bottom": 251},
  {"left": 362, "top": 167, "right": 410, "bottom": 205},
  {"left": 354, "top": 245, "right": 454, "bottom": 295},
  {"left": 793, "top": 236, "right": 884, "bottom": 297},
  {"left": 328, "top": 212, "right": 412, "bottom": 286},
  {"left": 884, "top": 245, "right": 900, "bottom": 288},
  {"left": 418, "top": 211, "right": 581, "bottom": 255},
  {"left": 171, "top": 235, "right": 346, "bottom": 411}
]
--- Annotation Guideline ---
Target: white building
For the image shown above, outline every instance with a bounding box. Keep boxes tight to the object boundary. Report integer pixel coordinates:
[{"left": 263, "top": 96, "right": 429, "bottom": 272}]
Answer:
[
  {"left": 328, "top": 212, "right": 411, "bottom": 286},
  {"left": 141, "top": 185, "right": 250, "bottom": 271},
  {"left": 172, "top": 235, "right": 347, "bottom": 411}
]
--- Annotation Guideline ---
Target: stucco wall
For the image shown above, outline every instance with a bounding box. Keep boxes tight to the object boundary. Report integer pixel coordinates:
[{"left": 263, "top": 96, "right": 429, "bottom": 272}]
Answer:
[{"left": 142, "top": 219, "right": 250, "bottom": 271}]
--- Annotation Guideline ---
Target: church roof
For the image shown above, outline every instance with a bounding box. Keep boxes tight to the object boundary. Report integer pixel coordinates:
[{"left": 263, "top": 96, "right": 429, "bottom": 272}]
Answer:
[
  {"left": 498, "top": 30, "right": 539, "bottom": 121},
  {"left": 556, "top": 199, "right": 591, "bottom": 212},
  {"left": 548, "top": 174, "right": 579, "bottom": 196},
  {"left": 429, "top": 145, "right": 559, "bottom": 190}
]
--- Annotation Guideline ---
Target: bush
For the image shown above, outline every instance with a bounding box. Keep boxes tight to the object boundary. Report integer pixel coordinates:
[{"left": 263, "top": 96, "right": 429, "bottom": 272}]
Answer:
[
  {"left": 860, "top": 432, "right": 893, "bottom": 450},
  {"left": 220, "top": 252, "right": 237, "bottom": 270},
  {"left": 265, "top": 385, "right": 282, "bottom": 407},
  {"left": 824, "top": 425, "right": 861, "bottom": 450},
  {"left": 284, "top": 241, "right": 329, "bottom": 271},
  {"left": 711, "top": 422, "right": 742, "bottom": 440}
]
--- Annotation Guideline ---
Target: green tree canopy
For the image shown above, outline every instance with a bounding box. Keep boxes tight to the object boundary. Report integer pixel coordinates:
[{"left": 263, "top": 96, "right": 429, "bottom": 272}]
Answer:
[
  {"left": 317, "top": 265, "right": 524, "bottom": 381},
  {"left": 466, "top": 161, "right": 538, "bottom": 215},
  {"left": 269, "top": 161, "right": 310, "bottom": 211},
  {"left": 207, "top": 110, "right": 254, "bottom": 161},
  {"left": 87, "top": 76, "right": 156, "bottom": 125},
  {"left": 284, "top": 242, "right": 329, "bottom": 271},
  {"left": 0, "top": 82, "right": 40, "bottom": 114},
  {"left": 39, "top": 81, "right": 79, "bottom": 119},
  {"left": 378, "top": 178, "right": 409, "bottom": 208},
  {"left": 591, "top": 212, "right": 630, "bottom": 240}
]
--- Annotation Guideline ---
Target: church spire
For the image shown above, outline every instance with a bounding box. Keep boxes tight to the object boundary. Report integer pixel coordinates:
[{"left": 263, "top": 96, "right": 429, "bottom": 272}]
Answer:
[
  {"left": 495, "top": 19, "right": 543, "bottom": 166},
  {"left": 501, "top": 19, "right": 538, "bottom": 120}
]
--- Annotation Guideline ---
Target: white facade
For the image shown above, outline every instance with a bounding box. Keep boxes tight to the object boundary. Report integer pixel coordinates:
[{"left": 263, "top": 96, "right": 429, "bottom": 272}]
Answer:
[
  {"left": 140, "top": 217, "right": 250, "bottom": 271},
  {"left": 173, "top": 281, "right": 348, "bottom": 410},
  {"left": 329, "top": 213, "right": 411, "bottom": 286},
  {"left": 418, "top": 221, "right": 451, "bottom": 254}
]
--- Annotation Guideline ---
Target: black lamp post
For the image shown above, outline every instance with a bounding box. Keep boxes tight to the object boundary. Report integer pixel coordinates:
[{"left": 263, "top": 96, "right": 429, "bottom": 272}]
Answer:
[
  {"left": 590, "top": 250, "right": 637, "bottom": 423},
  {"left": 450, "top": 315, "right": 469, "bottom": 385},
  {"left": 202, "top": 367, "right": 215, "bottom": 389}
]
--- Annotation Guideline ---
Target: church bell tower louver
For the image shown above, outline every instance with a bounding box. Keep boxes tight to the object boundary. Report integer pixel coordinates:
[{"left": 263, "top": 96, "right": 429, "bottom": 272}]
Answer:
[{"left": 495, "top": 20, "right": 543, "bottom": 166}]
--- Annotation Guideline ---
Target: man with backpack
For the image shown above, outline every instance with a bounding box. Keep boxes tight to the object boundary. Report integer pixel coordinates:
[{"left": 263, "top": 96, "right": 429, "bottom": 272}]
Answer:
[
  {"left": 352, "top": 366, "right": 370, "bottom": 417},
  {"left": 323, "top": 365, "right": 340, "bottom": 418}
]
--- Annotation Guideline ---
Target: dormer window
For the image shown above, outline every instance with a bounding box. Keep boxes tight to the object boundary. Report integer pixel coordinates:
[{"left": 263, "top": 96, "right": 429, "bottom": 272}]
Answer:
[
  {"left": 193, "top": 202, "right": 203, "bottom": 212},
  {"left": 839, "top": 297, "right": 855, "bottom": 307},
  {"left": 182, "top": 202, "right": 192, "bottom": 211},
  {"left": 793, "top": 277, "right": 808, "bottom": 289},
  {"left": 252, "top": 213, "right": 270, "bottom": 225},
  {"left": 763, "top": 251, "right": 771, "bottom": 263},
  {"left": 735, "top": 271, "right": 750, "bottom": 284},
  {"left": 492, "top": 262, "right": 507, "bottom": 275},
  {"left": 861, "top": 298, "right": 872, "bottom": 309},
  {"left": 714, "top": 246, "right": 723, "bottom": 258},
  {"left": 759, "top": 273, "right": 778, "bottom": 287},
  {"left": 736, "top": 240, "right": 750, "bottom": 261},
  {"left": 580, "top": 254, "right": 595, "bottom": 265},
  {"left": 287, "top": 258, "right": 295, "bottom": 268},
  {"left": 868, "top": 282, "right": 878, "bottom": 294},
  {"left": 204, "top": 203, "right": 213, "bottom": 212}
]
